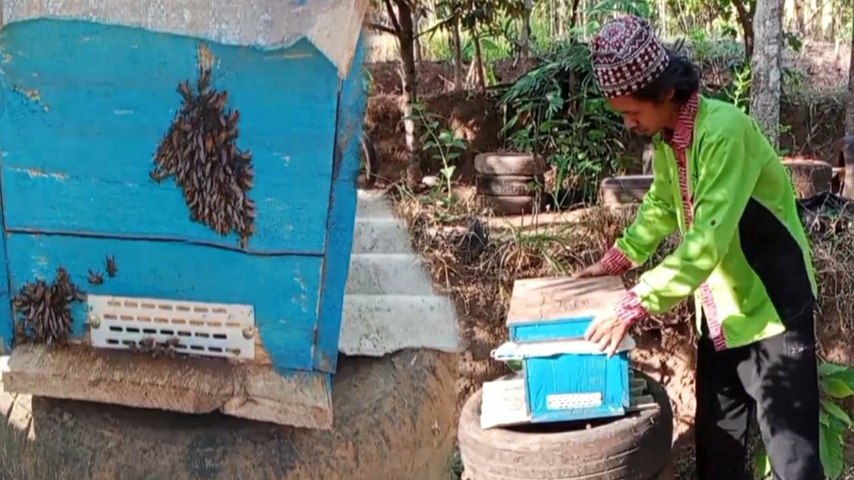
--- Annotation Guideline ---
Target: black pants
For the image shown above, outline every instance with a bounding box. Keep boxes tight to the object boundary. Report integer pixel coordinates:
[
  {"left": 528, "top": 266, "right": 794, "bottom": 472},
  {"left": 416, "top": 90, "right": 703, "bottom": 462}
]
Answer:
[{"left": 695, "top": 310, "right": 824, "bottom": 480}]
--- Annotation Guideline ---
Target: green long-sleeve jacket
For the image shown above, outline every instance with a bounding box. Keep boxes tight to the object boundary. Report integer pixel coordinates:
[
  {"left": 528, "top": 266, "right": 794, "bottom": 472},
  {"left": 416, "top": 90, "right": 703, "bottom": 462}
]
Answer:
[{"left": 604, "top": 94, "right": 817, "bottom": 351}]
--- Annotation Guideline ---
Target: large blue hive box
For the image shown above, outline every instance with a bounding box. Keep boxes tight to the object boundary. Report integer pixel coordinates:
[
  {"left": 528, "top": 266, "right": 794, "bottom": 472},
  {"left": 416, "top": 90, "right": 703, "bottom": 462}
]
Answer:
[{"left": 0, "top": 0, "right": 371, "bottom": 429}]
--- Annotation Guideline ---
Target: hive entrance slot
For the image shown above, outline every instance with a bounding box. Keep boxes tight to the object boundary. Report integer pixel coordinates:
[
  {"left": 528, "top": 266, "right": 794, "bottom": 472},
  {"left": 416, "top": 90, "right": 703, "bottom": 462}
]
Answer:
[
  {"left": 546, "top": 392, "right": 603, "bottom": 411},
  {"left": 88, "top": 295, "right": 255, "bottom": 360}
]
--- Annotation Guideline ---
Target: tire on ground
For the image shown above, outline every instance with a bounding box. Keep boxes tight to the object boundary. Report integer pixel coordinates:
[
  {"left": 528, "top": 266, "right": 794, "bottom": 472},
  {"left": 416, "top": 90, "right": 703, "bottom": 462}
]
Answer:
[
  {"left": 481, "top": 195, "right": 541, "bottom": 215},
  {"left": 475, "top": 175, "right": 545, "bottom": 197},
  {"left": 458, "top": 371, "right": 674, "bottom": 480},
  {"left": 474, "top": 153, "right": 547, "bottom": 176},
  {"left": 0, "top": 349, "right": 457, "bottom": 480},
  {"left": 782, "top": 159, "right": 832, "bottom": 199}
]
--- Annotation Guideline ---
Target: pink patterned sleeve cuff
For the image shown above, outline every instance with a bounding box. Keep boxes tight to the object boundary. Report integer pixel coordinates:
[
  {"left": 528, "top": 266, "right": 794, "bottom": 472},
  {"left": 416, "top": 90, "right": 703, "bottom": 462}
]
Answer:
[
  {"left": 601, "top": 246, "right": 633, "bottom": 275},
  {"left": 614, "top": 289, "right": 649, "bottom": 327}
]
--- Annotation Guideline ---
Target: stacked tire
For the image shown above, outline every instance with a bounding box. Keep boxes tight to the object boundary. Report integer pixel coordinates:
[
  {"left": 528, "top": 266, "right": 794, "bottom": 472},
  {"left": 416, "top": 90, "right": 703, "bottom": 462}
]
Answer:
[
  {"left": 599, "top": 175, "right": 653, "bottom": 208},
  {"left": 457, "top": 371, "right": 674, "bottom": 480},
  {"left": 475, "top": 153, "right": 547, "bottom": 215},
  {"left": 781, "top": 158, "right": 832, "bottom": 199}
]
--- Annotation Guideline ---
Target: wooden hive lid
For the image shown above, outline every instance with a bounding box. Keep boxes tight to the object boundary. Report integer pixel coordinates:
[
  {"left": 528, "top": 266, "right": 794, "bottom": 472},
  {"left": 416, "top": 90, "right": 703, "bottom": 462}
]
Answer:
[{"left": 506, "top": 275, "right": 627, "bottom": 326}]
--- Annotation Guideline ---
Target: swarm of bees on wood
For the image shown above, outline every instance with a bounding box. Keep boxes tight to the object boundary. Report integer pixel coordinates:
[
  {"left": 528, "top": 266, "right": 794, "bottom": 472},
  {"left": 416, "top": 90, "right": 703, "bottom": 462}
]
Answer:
[
  {"left": 150, "top": 44, "right": 256, "bottom": 249},
  {"left": 131, "top": 336, "right": 182, "bottom": 358},
  {"left": 12, "top": 267, "right": 85, "bottom": 346}
]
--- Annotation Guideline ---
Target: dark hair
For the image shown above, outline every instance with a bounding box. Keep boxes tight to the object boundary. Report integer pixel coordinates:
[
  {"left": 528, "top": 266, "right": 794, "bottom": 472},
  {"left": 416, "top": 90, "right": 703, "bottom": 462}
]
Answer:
[{"left": 633, "top": 50, "right": 701, "bottom": 104}]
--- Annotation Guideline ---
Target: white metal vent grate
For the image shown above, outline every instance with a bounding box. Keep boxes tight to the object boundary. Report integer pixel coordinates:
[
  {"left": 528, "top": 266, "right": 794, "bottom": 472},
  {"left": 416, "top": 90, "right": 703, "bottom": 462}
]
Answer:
[
  {"left": 546, "top": 392, "right": 603, "bottom": 411},
  {"left": 87, "top": 295, "right": 255, "bottom": 360}
]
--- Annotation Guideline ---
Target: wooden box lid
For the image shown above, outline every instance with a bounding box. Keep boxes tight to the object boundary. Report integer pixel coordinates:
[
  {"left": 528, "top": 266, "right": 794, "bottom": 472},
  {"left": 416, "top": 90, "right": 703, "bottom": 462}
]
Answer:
[{"left": 506, "top": 276, "right": 627, "bottom": 326}]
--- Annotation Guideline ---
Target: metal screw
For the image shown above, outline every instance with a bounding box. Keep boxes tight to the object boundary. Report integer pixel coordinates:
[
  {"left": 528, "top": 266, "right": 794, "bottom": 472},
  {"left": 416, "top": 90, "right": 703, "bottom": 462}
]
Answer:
[
  {"left": 242, "top": 326, "right": 255, "bottom": 339},
  {"left": 88, "top": 314, "right": 100, "bottom": 329}
]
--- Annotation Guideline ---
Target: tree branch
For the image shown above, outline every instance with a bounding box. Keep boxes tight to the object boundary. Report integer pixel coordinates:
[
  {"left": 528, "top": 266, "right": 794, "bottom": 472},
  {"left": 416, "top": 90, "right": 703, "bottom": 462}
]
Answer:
[
  {"left": 368, "top": 22, "right": 398, "bottom": 35},
  {"left": 383, "top": 0, "right": 404, "bottom": 37},
  {"left": 415, "top": 16, "right": 456, "bottom": 40}
]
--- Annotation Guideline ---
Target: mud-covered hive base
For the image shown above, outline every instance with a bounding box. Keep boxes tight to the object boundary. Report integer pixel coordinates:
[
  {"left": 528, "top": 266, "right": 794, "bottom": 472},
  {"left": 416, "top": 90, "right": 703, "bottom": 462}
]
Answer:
[{"left": 0, "top": 349, "right": 457, "bottom": 480}]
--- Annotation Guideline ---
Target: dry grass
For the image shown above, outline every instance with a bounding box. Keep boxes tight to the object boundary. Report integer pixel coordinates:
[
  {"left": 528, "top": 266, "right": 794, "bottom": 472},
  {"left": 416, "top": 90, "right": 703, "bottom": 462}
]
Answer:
[{"left": 394, "top": 186, "right": 854, "bottom": 480}]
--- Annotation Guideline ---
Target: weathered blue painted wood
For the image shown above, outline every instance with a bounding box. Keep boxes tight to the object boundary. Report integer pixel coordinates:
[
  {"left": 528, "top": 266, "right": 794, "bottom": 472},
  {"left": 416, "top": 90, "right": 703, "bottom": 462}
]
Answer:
[
  {"left": 0, "top": 202, "right": 12, "bottom": 351},
  {"left": 509, "top": 317, "right": 594, "bottom": 343},
  {"left": 5, "top": 234, "right": 322, "bottom": 371},
  {"left": 0, "top": 19, "right": 339, "bottom": 253},
  {"left": 526, "top": 352, "right": 630, "bottom": 423},
  {"left": 314, "top": 33, "right": 369, "bottom": 373}
]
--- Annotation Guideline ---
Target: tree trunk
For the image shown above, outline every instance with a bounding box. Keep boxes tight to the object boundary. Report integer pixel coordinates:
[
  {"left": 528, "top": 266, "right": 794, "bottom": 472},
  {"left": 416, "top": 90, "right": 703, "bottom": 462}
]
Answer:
[
  {"left": 794, "top": 0, "right": 804, "bottom": 34},
  {"left": 451, "top": 18, "right": 464, "bottom": 91},
  {"left": 387, "top": 0, "right": 422, "bottom": 185},
  {"left": 846, "top": 12, "right": 854, "bottom": 136},
  {"left": 750, "top": 0, "right": 784, "bottom": 148},
  {"left": 472, "top": 32, "right": 486, "bottom": 91},
  {"left": 843, "top": 11, "right": 854, "bottom": 199},
  {"left": 732, "top": 0, "right": 755, "bottom": 62},
  {"left": 413, "top": 6, "right": 422, "bottom": 63},
  {"left": 520, "top": 0, "right": 534, "bottom": 59},
  {"left": 569, "top": 0, "right": 582, "bottom": 32}
]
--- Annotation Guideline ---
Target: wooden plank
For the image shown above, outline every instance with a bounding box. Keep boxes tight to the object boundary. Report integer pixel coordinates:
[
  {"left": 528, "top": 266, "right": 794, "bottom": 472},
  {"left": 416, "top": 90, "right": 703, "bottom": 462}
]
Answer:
[
  {"left": 507, "top": 276, "right": 627, "bottom": 326},
  {"left": 0, "top": 20, "right": 339, "bottom": 253},
  {"left": 5, "top": 233, "right": 322, "bottom": 372},
  {"left": 2, "top": 343, "right": 333, "bottom": 429},
  {"left": 313, "top": 32, "right": 368, "bottom": 373},
  {"left": 1, "top": 167, "right": 329, "bottom": 255}
]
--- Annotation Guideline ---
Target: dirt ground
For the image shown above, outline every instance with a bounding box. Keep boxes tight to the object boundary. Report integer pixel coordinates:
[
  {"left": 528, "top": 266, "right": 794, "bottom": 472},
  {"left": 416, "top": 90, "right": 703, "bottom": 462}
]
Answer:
[
  {"left": 391, "top": 185, "right": 854, "bottom": 480},
  {"left": 375, "top": 40, "right": 854, "bottom": 479}
]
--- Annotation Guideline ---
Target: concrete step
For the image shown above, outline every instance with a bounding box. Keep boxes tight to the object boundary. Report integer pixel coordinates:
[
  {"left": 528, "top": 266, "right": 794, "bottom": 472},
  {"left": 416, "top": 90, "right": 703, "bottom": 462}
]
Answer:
[
  {"left": 340, "top": 295, "right": 461, "bottom": 356},
  {"left": 351, "top": 218, "right": 413, "bottom": 254},
  {"left": 346, "top": 253, "right": 434, "bottom": 296},
  {"left": 356, "top": 190, "right": 396, "bottom": 220}
]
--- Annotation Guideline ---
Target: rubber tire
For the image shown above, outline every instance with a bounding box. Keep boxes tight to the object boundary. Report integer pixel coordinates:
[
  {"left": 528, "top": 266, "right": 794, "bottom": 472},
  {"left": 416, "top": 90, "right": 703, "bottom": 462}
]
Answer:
[
  {"left": 458, "top": 371, "right": 674, "bottom": 480},
  {"left": 0, "top": 349, "right": 457, "bottom": 480},
  {"left": 782, "top": 159, "right": 832, "bottom": 199},
  {"left": 481, "top": 195, "right": 540, "bottom": 215},
  {"left": 475, "top": 174, "right": 545, "bottom": 197},
  {"left": 599, "top": 175, "right": 654, "bottom": 207},
  {"left": 474, "top": 153, "right": 547, "bottom": 176}
]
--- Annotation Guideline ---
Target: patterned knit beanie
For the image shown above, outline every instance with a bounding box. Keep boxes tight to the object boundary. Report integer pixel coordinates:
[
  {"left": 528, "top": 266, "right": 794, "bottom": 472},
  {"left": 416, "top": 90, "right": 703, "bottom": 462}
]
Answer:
[{"left": 590, "top": 15, "right": 670, "bottom": 98}]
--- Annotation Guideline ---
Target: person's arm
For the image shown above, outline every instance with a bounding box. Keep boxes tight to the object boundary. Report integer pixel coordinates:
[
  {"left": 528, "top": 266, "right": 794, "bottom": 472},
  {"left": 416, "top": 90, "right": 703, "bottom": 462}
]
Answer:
[
  {"left": 600, "top": 150, "right": 678, "bottom": 275},
  {"left": 615, "top": 128, "right": 763, "bottom": 326}
]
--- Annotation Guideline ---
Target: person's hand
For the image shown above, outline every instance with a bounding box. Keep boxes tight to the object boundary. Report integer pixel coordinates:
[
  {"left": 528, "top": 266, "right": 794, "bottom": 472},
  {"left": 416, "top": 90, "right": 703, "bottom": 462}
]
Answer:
[
  {"left": 573, "top": 260, "right": 608, "bottom": 279},
  {"left": 584, "top": 312, "right": 630, "bottom": 357}
]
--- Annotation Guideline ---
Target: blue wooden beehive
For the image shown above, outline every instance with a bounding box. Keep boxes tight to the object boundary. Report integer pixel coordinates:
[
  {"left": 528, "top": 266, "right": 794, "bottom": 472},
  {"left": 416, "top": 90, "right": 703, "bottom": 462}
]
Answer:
[
  {"left": 483, "top": 276, "right": 634, "bottom": 427},
  {"left": 0, "top": 0, "right": 371, "bottom": 429}
]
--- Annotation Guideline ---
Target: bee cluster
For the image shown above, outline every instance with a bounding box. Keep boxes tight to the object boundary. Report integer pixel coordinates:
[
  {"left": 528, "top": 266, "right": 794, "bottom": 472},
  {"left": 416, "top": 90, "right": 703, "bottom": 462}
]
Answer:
[
  {"left": 12, "top": 267, "right": 85, "bottom": 346},
  {"left": 150, "top": 62, "right": 257, "bottom": 249},
  {"left": 130, "top": 336, "right": 182, "bottom": 358},
  {"left": 13, "top": 255, "right": 118, "bottom": 346}
]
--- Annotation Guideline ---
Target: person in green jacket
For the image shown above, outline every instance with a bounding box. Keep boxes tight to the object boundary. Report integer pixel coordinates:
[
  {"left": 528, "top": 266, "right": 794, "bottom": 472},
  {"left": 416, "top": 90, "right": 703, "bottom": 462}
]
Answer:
[{"left": 574, "top": 15, "right": 823, "bottom": 480}]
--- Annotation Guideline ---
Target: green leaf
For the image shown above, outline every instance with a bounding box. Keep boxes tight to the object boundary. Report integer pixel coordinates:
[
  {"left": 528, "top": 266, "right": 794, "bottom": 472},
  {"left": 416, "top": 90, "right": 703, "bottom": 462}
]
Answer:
[
  {"left": 825, "top": 370, "right": 854, "bottom": 391},
  {"left": 821, "top": 378, "right": 854, "bottom": 398},
  {"left": 820, "top": 422, "right": 845, "bottom": 480},
  {"left": 819, "top": 363, "right": 849, "bottom": 377},
  {"left": 821, "top": 399, "right": 853, "bottom": 427}
]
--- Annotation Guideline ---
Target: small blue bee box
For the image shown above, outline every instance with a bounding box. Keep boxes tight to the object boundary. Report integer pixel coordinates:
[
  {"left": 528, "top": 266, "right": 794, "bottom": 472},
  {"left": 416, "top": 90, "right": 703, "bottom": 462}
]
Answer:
[{"left": 480, "top": 276, "right": 635, "bottom": 429}]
